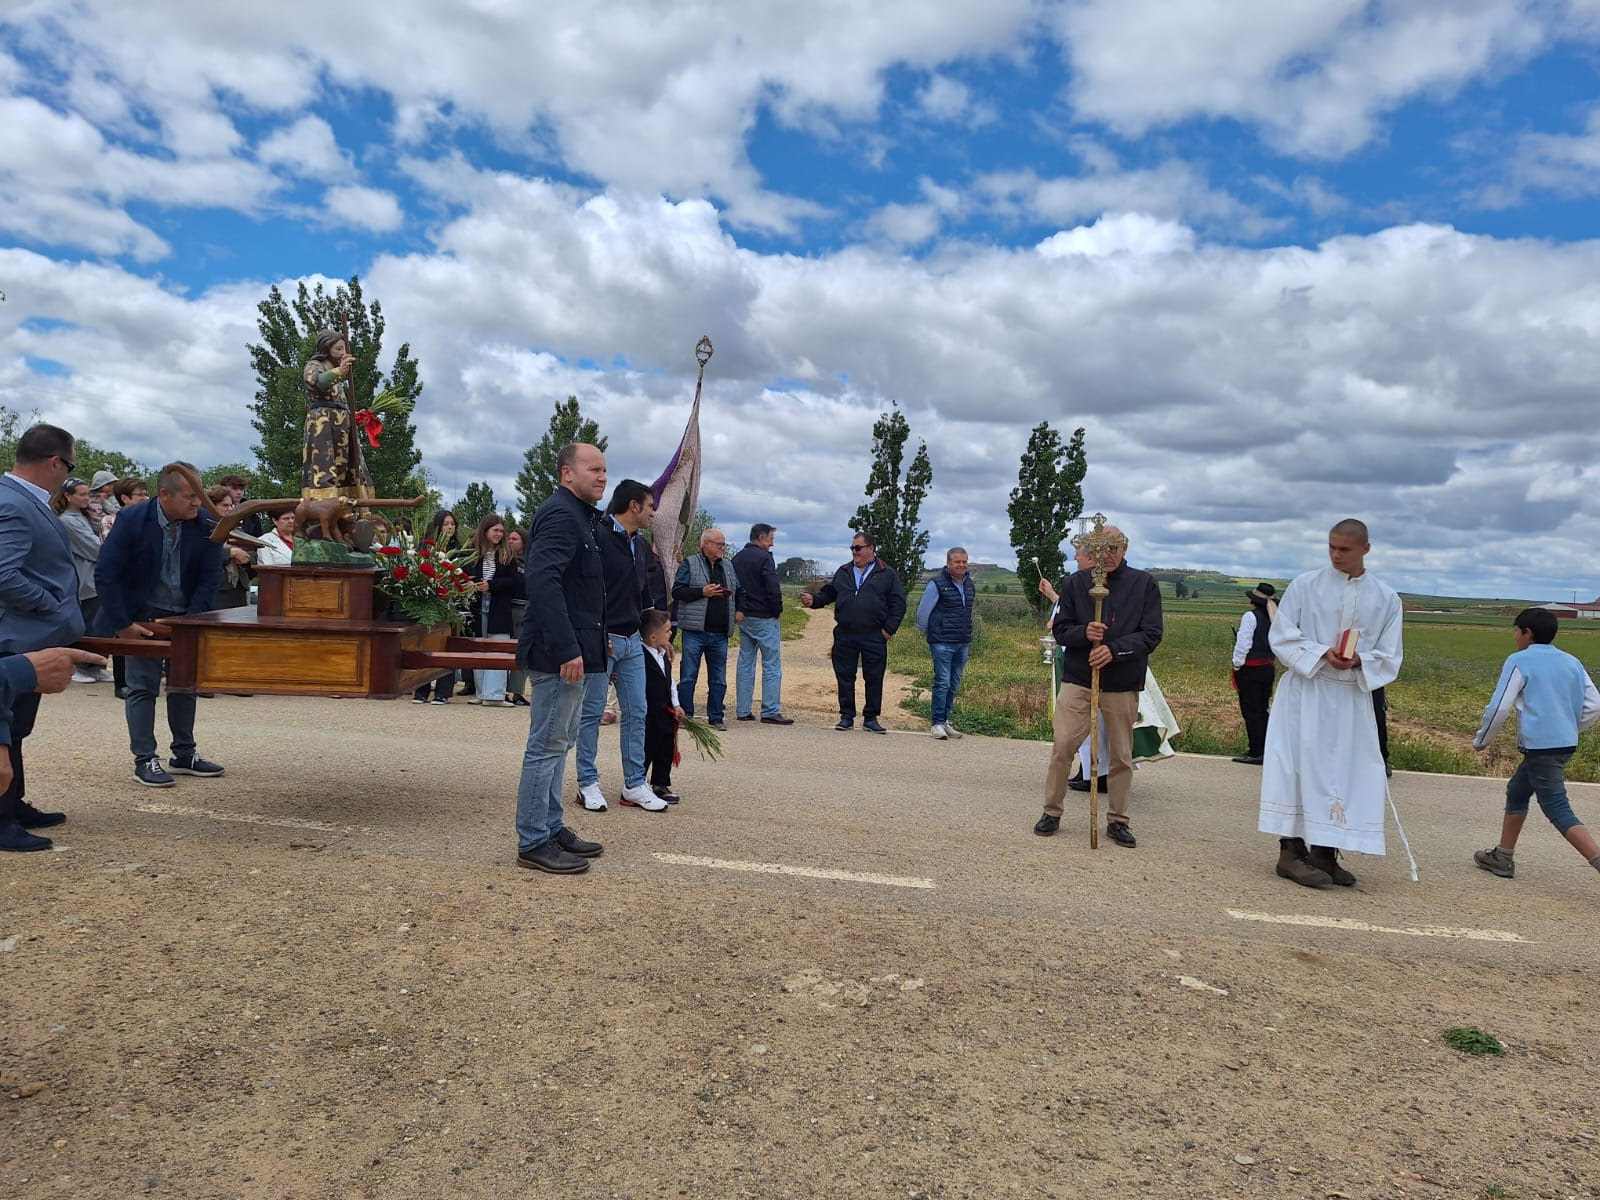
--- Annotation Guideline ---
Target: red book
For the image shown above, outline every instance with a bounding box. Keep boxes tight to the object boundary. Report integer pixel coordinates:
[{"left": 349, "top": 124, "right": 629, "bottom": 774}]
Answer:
[{"left": 1335, "top": 629, "right": 1359, "bottom": 659}]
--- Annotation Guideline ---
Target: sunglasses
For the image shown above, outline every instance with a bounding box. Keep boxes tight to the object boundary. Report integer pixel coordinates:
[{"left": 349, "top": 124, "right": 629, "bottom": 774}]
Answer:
[
  {"left": 850, "top": 544, "right": 869, "bottom": 552},
  {"left": 58, "top": 454, "right": 76, "bottom": 473}
]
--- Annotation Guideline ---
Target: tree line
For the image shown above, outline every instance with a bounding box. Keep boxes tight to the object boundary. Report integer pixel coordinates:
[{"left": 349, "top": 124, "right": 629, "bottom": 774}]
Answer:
[{"left": 8, "top": 274, "right": 1094, "bottom": 599}]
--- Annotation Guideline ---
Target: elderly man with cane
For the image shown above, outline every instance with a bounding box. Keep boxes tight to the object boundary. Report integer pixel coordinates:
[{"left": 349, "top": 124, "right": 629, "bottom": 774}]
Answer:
[{"left": 1034, "top": 517, "right": 1163, "bottom": 847}]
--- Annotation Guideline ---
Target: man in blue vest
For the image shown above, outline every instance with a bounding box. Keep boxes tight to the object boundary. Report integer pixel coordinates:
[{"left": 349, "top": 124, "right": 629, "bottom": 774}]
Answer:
[
  {"left": 801, "top": 531, "right": 907, "bottom": 734},
  {"left": 915, "top": 547, "right": 975, "bottom": 740}
]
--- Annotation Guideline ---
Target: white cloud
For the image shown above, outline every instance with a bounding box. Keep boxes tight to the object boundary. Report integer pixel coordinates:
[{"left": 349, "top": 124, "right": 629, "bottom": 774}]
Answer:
[
  {"left": 257, "top": 115, "right": 348, "bottom": 180},
  {"left": 9, "top": 180, "right": 1600, "bottom": 596},
  {"left": 323, "top": 185, "right": 405, "bottom": 232},
  {"left": 1482, "top": 105, "right": 1600, "bottom": 207},
  {"left": 1056, "top": 0, "right": 1551, "bottom": 157}
]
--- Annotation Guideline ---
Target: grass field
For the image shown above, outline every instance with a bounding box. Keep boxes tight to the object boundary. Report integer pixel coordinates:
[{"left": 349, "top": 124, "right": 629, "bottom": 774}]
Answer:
[{"left": 889, "top": 594, "right": 1600, "bottom": 783}]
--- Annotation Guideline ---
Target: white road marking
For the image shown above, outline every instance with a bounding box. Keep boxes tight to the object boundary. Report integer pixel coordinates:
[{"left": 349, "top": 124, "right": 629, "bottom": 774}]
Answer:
[
  {"left": 1225, "top": 908, "right": 1532, "bottom": 943},
  {"left": 652, "top": 852, "right": 935, "bottom": 890},
  {"left": 133, "top": 803, "right": 363, "bottom": 834}
]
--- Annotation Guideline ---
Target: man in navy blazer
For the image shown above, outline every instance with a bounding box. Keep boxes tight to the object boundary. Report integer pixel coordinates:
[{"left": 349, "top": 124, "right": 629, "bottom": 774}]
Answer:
[
  {"left": 0, "top": 424, "right": 89, "bottom": 850},
  {"left": 95, "top": 461, "right": 226, "bottom": 789}
]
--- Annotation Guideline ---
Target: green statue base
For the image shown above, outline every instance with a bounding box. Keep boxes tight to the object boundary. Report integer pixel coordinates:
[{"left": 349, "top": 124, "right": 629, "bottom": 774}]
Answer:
[{"left": 293, "top": 539, "right": 375, "bottom": 568}]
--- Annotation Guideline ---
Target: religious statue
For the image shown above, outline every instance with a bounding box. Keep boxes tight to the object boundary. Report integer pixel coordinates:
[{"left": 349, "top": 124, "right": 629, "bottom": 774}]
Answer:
[{"left": 302, "top": 329, "right": 376, "bottom": 504}]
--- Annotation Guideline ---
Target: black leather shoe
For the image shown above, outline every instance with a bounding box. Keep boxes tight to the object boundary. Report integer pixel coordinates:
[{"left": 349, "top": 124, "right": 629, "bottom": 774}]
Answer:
[
  {"left": 1067, "top": 776, "right": 1108, "bottom": 793},
  {"left": 1385, "top": 764, "right": 1394, "bottom": 778},
  {"left": 1033, "top": 813, "right": 1059, "bottom": 836},
  {"left": 15, "top": 802, "right": 65, "bottom": 829},
  {"left": 835, "top": 717, "right": 854, "bottom": 731},
  {"left": 1232, "top": 754, "right": 1265, "bottom": 765},
  {"left": 760, "top": 714, "right": 795, "bottom": 725},
  {"left": 0, "top": 819, "right": 52, "bottom": 851},
  {"left": 516, "top": 841, "right": 591, "bottom": 874},
  {"left": 1106, "top": 822, "right": 1137, "bottom": 848},
  {"left": 710, "top": 720, "right": 728, "bottom": 731},
  {"left": 862, "top": 719, "right": 887, "bottom": 734},
  {"left": 553, "top": 827, "right": 603, "bottom": 858},
  {"left": 736, "top": 714, "right": 756, "bottom": 722}
]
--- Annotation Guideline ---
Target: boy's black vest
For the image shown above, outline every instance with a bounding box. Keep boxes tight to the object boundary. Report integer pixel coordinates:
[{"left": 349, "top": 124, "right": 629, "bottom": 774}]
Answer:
[{"left": 925, "top": 568, "right": 975, "bottom": 644}]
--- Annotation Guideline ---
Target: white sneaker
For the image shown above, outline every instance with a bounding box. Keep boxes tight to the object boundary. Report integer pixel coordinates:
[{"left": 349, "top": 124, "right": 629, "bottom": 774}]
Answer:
[
  {"left": 944, "top": 723, "right": 964, "bottom": 739},
  {"left": 930, "top": 723, "right": 948, "bottom": 739},
  {"left": 71, "top": 669, "right": 99, "bottom": 684},
  {"left": 578, "top": 782, "right": 608, "bottom": 812},
  {"left": 619, "top": 784, "right": 668, "bottom": 812},
  {"left": 93, "top": 669, "right": 114, "bottom": 683}
]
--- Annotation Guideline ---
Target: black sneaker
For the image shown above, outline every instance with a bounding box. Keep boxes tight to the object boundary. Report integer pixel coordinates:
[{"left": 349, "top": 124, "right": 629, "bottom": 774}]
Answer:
[
  {"left": 133, "top": 757, "right": 175, "bottom": 788},
  {"left": 553, "top": 827, "right": 604, "bottom": 858},
  {"left": 0, "top": 819, "right": 51, "bottom": 851},
  {"left": 169, "top": 754, "right": 224, "bottom": 778},
  {"left": 15, "top": 801, "right": 65, "bottom": 829},
  {"left": 709, "top": 720, "right": 728, "bottom": 731},
  {"left": 862, "top": 718, "right": 887, "bottom": 734},
  {"left": 834, "top": 717, "right": 854, "bottom": 731}
]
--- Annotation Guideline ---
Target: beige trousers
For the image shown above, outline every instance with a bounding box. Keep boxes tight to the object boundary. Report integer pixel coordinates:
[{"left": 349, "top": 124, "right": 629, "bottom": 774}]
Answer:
[{"left": 1044, "top": 684, "right": 1139, "bottom": 823}]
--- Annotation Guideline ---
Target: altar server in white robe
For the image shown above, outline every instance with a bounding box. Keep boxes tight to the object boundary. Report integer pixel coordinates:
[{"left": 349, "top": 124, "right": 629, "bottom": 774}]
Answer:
[{"left": 1259, "top": 519, "right": 1403, "bottom": 888}]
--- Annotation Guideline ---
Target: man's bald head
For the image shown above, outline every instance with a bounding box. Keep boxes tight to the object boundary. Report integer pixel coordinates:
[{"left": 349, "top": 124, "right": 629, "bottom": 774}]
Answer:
[
  {"left": 700, "top": 528, "right": 728, "bottom": 561},
  {"left": 559, "top": 442, "right": 607, "bottom": 504},
  {"left": 1330, "top": 518, "right": 1369, "bottom": 542}
]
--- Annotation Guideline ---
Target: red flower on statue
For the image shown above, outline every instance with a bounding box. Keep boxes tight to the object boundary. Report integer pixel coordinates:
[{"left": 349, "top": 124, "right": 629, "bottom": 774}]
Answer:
[
  {"left": 378, "top": 545, "right": 403, "bottom": 556},
  {"left": 392, "top": 565, "right": 410, "bottom": 581},
  {"left": 419, "top": 561, "right": 437, "bottom": 578}
]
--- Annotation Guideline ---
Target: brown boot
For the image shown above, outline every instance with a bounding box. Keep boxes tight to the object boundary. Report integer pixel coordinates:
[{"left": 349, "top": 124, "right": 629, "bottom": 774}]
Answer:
[
  {"left": 1275, "top": 837, "right": 1332, "bottom": 887},
  {"left": 1306, "top": 844, "right": 1357, "bottom": 886}
]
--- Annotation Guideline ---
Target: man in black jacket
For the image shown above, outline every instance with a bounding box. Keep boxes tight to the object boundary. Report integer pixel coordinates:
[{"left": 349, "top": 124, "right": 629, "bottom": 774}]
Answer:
[
  {"left": 514, "top": 442, "right": 607, "bottom": 874},
  {"left": 801, "top": 531, "right": 907, "bottom": 734},
  {"left": 1035, "top": 524, "right": 1163, "bottom": 847},
  {"left": 732, "top": 523, "right": 792, "bottom": 725}
]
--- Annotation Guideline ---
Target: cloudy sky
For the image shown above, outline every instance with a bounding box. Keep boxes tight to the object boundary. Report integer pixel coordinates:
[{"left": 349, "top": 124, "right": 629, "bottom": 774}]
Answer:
[{"left": 3, "top": 1, "right": 1599, "bottom": 599}]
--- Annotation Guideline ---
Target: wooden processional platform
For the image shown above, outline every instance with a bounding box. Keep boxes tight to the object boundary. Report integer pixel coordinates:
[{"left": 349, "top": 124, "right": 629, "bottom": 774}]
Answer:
[{"left": 75, "top": 565, "right": 519, "bottom": 700}]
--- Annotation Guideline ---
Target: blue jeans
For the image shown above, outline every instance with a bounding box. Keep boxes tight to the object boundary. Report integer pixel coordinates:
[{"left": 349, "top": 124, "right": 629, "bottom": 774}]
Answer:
[
  {"left": 124, "top": 614, "right": 196, "bottom": 762},
  {"left": 735, "top": 616, "right": 783, "bottom": 717},
  {"left": 928, "top": 641, "right": 970, "bottom": 726},
  {"left": 577, "top": 632, "right": 647, "bottom": 790},
  {"left": 515, "top": 669, "right": 588, "bottom": 852},
  {"left": 678, "top": 630, "right": 729, "bottom": 722},
  {"left": 473, "top": 611, "right": 511, "bottom": 701},
  {"left": 1506, "top": 749, "right": 1580, "bottom": 832}
]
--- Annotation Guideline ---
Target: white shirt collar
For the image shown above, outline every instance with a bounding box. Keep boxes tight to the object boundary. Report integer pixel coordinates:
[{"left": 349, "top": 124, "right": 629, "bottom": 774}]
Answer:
[{"left": 4, "top": 472, "right": 52, "bottom": 507}]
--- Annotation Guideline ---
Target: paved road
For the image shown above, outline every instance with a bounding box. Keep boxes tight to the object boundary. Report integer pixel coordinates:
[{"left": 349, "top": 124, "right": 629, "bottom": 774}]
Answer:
[{"left": 34, "top": 686, "right": 1597, "bottom": 969}]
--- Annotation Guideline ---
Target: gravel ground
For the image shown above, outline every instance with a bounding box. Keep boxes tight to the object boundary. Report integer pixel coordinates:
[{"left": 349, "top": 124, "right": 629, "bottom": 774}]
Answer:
[{"left": 3, "top": 611, "right": 1596, "bottom": 1199}]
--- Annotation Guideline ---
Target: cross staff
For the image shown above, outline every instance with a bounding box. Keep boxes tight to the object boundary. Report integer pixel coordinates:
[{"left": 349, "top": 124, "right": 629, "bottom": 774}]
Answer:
[{"left": 1070, "top": 512, "right": 1127, "bottom": 849}]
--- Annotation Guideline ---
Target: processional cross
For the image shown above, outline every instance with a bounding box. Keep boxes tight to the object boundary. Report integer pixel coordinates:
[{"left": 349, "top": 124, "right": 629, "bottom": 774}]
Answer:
[{"left": 1069, "top": 512, "right": 1127, "bottom": 849}]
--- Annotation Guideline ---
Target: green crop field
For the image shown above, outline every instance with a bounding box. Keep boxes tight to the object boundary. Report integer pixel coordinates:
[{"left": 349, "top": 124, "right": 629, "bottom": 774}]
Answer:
[{"left": 889, "top": 595, "right": 1600, "bottom": 783}]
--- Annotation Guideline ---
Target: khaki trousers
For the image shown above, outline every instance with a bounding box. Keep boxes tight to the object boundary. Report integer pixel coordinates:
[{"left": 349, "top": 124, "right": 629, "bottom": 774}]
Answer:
[{"left": 1044, "top": 684, "right": 1139, "bottom": 823}]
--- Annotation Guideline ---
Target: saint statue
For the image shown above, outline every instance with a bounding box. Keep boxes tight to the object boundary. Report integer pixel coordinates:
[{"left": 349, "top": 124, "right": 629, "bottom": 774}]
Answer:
[{"left": 302, "top": 329, "right": 376, "bottom": 502}]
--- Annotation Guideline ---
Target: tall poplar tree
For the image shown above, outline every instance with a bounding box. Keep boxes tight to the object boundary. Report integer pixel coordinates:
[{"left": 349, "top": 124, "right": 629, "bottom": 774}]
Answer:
[
  {"left": 1008, "top": 423, "right": 1088, "bottom": 615},
  {"left": 852, "top": 405, "right": 933, "bottom": 584},
  {"left": 515, "top": 396, "right": 607, "bottom": 524},
  {"left": 247, "top": 276, "right": 423, "bottom": 497}
]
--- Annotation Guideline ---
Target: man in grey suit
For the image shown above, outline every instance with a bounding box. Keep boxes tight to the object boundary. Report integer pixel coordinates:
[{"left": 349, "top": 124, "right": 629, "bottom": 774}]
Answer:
[{"left": 0, "top": 424, "right": 90, "bottom": 851}]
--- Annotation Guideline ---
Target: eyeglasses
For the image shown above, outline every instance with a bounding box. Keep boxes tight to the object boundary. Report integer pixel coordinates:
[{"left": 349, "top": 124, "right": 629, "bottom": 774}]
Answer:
[
  {"left": 850, "top": 544, "right": 869, "bottom": 552},
  {"left": 57, "top": 454, "right": 76, "bottom": 473}
]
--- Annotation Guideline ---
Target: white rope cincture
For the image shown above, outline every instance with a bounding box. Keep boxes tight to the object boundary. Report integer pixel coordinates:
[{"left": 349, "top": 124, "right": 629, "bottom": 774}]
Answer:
[{"left": 1384, "top": 776, "right": 1420, "bottom": 882}]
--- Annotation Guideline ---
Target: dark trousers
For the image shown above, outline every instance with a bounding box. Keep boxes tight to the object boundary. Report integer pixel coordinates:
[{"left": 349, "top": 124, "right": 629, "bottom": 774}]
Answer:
[
  {"left": 0, "top": 685, "right": 41, "bottom": 818},
  {"left": 1234, "top": 664, "right": 1274, "bottom": 758},
  {"left": 831, "top": 631, "right": 887, "bottom": 721},
  {"left": 1372, "top": 686, "right": 1390, "bottom": 764},
  {"left": 413, "top": 670, "right": 455, "bottom": 701},
  {"left": 645, "top": 715, "right": 675, "bottom": 789}
]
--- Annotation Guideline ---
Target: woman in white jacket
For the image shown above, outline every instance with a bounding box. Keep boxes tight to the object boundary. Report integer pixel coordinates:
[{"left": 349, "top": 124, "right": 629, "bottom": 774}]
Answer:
[{"left": 255, "top": 509, "right": 297, "bottom": 567}]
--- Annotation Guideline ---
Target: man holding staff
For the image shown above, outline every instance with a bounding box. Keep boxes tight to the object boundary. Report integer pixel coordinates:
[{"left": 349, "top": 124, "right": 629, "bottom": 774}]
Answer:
[{"left": 1034, "top": 520, "right": 1163, "bottom": 847}]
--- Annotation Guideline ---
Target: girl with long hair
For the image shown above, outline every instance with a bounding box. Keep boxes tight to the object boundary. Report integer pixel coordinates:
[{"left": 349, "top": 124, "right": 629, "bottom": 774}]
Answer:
[{"left": 467, "top": 514, "right": 523, "bottom": 707}]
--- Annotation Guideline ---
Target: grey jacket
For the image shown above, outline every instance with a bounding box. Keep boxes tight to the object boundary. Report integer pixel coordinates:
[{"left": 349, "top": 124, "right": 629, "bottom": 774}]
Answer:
[
  {"left": 672, "top": 553, "right": 742, "bottom": 634},
  {"left": 59, "top": 509, "right": 100, "bottom": 600}
]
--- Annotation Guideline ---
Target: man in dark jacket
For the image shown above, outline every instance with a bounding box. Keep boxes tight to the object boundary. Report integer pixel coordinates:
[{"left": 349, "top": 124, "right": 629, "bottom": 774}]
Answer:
[
  {"left": 1034, "top": 524, "right": 1163, "bottom": 847},
  {"left": 1230, "top": 582, "right": 1277, "bottom": 764},
  {"left": 514, "top": 443, "right": 608, "bottom": 874},
  {"left": 574, "top": 479, "right": 664, "bottom": 814},
  {"left": 801, "top": 531, "right": 907, "bottom": 734},
  {"left": 96, "top": 462, "right": 226, "bottom": 790},
  {"left": 732, "top": 523, "right": 792, "bottom": 725}
]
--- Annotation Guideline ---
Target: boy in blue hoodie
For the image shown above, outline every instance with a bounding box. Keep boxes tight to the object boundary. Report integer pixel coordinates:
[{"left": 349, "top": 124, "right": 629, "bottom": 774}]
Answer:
[{"left": 1472, "top": 608, "right": 1600, "bottom": 879}]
